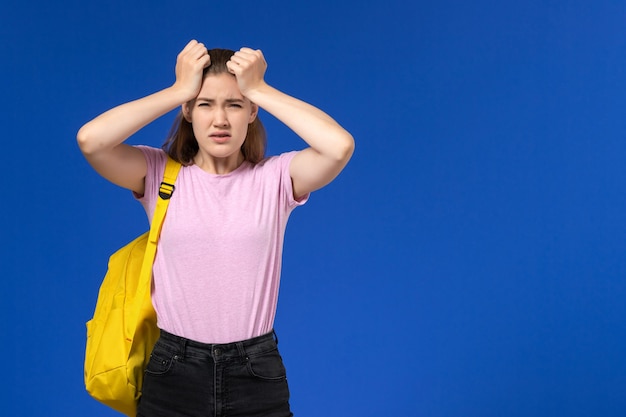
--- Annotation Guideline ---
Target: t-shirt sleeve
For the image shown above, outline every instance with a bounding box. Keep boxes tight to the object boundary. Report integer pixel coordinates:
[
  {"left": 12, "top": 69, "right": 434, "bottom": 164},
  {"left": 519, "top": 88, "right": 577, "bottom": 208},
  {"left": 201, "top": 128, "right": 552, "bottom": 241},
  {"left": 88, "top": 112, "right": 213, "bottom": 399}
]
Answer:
[
  {"left": 132, "top": 145, "right": 168, "bottom": 222},
  {"left": 278, "top": 151, "right": 309, "bottom": 209}
]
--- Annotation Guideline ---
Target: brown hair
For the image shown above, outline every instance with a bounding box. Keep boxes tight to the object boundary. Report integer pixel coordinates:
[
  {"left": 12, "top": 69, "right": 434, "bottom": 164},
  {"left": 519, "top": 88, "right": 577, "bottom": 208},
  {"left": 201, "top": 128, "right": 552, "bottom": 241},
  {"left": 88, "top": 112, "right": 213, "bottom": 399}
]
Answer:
[{"left": 162, "top": 48, "right": 267, "bottom": 165}]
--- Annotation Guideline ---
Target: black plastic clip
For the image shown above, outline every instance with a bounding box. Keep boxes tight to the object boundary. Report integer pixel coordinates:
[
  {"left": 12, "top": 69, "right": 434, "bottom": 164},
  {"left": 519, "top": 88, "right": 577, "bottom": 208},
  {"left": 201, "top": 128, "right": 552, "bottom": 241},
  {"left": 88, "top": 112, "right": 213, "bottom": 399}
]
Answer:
[{"left": 159, "top": 181, "right": 176, "bottom": 200}]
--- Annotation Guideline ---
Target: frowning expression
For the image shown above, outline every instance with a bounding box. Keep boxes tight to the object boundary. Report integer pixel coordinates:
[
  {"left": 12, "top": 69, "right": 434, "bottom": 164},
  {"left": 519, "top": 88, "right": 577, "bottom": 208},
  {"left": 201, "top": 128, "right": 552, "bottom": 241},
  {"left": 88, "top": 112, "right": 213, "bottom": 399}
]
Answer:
[{"left": 183, "top": 73, "right": 258, "bottom": 164}]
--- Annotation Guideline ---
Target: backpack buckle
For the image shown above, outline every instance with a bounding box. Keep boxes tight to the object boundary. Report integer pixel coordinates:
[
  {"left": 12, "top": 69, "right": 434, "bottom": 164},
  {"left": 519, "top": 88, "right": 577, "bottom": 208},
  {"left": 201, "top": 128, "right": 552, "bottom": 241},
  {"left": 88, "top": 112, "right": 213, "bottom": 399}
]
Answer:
[{"left": 158, "top": 181, "right": 176, "bottom": 200}]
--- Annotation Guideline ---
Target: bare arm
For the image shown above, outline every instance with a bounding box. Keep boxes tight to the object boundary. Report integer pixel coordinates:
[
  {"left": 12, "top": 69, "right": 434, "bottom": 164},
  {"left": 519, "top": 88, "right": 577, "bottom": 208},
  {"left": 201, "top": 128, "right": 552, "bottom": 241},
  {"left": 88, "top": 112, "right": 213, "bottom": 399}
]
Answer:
[
  {"left": 76, "top": 40, "right": 211, "bottom": 194},
  {"left": 227, "top": 48, "right": 355, "bottom": 199}
]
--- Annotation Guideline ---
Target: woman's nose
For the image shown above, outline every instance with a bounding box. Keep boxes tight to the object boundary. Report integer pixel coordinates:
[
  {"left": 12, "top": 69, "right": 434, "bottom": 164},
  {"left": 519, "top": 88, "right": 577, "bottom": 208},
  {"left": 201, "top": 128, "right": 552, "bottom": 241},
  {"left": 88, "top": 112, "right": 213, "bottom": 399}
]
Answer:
[{"left": 213, "top": 107, "right": 228, "bottom": 126}]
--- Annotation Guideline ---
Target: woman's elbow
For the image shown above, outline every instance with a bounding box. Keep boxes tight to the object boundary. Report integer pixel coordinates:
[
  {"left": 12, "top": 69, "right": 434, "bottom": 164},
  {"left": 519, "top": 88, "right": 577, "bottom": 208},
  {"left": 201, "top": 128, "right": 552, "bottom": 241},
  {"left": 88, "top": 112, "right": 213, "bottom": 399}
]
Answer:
[
  {"left": 336, "top": 132, "right": 355, "bottom": 163},
  {"left": 76, "top": 125, "right": 99, "bottom": 155}
]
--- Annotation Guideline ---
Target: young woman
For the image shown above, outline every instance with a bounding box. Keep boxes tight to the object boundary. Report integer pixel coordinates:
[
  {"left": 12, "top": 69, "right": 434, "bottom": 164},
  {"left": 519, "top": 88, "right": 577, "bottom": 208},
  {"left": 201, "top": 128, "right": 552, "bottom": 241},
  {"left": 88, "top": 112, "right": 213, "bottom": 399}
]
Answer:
[{"left": 77, "top": 40, "right": 354, "bottom": 416}]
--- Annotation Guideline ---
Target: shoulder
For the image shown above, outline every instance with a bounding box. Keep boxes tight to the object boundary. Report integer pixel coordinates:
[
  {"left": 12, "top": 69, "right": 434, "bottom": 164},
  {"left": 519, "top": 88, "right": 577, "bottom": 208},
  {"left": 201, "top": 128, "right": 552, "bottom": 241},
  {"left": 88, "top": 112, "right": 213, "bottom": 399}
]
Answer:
[
  {"left": 135, "top": 145, "right": 169, "bottom": 182},
  {"left": 252, "top": 151, "right": 309, "bottom": 206},
  {"left": 135, "top": 145, "right": 167, "bottom": 167}
]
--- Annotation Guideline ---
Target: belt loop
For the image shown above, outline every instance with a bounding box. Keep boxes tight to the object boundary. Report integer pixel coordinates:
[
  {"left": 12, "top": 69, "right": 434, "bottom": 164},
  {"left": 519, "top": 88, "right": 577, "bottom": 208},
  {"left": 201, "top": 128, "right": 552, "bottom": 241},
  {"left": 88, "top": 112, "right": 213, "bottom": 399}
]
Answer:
[
  {"left": 273, "top": 330, "right": 279, "bottom": 345},
  {"left": 236, "top": 341, "right": 247, "bottom": 359},
  {"left": 178, "top": 335, "right": 187, "bottom": 360}
]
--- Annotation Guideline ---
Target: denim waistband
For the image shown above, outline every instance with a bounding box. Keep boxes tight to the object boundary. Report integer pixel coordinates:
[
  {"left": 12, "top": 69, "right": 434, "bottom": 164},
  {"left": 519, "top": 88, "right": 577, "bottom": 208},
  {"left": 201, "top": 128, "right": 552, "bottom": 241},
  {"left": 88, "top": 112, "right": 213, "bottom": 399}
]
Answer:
[{"left": 157, "top": 329, "right": 279, "bottom": 362}]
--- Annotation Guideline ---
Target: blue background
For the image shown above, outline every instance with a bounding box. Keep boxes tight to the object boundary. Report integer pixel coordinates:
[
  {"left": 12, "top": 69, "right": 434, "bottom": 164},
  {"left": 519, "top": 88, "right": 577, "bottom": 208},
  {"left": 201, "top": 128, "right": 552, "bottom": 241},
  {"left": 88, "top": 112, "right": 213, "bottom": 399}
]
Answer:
[{"left": 2, "top": 0, "right": 626, "bottom": 416}]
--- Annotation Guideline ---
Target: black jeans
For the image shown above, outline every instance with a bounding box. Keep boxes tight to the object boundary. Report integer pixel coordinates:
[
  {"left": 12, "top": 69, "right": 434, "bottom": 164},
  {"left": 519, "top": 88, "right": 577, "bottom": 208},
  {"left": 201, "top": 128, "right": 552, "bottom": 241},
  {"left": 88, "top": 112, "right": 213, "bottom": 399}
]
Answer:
[{"left": 137, "top": 329, "right": 293, "bottom": 417}]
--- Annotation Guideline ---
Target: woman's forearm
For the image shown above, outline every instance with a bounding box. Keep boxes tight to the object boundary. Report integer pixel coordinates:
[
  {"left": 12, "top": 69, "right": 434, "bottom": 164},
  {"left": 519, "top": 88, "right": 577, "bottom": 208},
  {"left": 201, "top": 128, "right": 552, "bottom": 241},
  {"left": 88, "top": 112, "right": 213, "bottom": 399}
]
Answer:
[
  {"left": 246, "top": 82, "right": 354, "bottom": 160},
  {"left": 76, "top": 86, "right": 190, "bottom": 155}
]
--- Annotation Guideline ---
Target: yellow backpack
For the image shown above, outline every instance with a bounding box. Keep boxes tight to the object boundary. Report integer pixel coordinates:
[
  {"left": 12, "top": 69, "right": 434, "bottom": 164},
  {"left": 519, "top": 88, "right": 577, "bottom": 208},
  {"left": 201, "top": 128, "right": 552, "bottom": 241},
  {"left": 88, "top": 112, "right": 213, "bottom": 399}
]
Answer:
[{"left": 84, "top": 157, "right": 181, "bottom": 416}]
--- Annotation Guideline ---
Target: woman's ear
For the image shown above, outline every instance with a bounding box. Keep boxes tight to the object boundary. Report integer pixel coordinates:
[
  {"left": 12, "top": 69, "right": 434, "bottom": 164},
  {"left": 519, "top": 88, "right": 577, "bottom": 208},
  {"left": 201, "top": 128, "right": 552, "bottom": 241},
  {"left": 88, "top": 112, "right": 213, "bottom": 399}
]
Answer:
[
  {"left": 182, "top": 102, "right": 192, "bottom": 122},
  {"left": 249, "top": 103, "right": 258, "bottom": 124}
]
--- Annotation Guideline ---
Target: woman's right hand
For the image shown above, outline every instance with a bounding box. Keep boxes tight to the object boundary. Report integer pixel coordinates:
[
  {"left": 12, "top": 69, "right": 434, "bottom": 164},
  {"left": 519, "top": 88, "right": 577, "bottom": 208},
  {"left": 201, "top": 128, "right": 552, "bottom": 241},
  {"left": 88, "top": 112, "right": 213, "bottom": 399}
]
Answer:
[{"left": 172, "top": 40, "right": 211, "bottom": 101}]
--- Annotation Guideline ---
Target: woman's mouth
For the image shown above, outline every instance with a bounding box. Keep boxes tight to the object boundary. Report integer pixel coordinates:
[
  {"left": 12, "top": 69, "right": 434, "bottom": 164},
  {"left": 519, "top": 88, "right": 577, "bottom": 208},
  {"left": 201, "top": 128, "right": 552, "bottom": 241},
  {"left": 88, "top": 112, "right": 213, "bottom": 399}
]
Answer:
[{"left": 210, "top": 132, "right": 231, "bottom": 143}]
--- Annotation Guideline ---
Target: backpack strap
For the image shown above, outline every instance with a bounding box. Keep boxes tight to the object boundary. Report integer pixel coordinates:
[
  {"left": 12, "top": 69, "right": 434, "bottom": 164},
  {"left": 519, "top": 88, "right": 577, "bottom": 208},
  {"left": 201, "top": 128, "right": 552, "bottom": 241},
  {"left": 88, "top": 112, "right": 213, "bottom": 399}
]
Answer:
[
  {"left": 149, "top": 157, "right": 182, "bottom": 244},
  {"left": 136, "top": 156, "right": 182, "bottom": 313}
]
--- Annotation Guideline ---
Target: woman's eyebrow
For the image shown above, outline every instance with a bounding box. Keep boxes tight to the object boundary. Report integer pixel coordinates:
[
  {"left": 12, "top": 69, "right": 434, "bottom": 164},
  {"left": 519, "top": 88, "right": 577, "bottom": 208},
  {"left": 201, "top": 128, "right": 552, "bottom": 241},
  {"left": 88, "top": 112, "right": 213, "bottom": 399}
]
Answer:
[{"left": 196, "top": 97, "right": 245, "bottom": 103}]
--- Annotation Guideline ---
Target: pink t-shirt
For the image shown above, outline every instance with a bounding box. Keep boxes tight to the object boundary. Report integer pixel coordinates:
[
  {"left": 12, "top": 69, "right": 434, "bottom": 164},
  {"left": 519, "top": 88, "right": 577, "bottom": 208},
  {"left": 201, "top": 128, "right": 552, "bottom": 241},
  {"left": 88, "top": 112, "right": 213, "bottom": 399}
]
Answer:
[{"left": 135, "top": 146, "right": 308, "bottom": 344}]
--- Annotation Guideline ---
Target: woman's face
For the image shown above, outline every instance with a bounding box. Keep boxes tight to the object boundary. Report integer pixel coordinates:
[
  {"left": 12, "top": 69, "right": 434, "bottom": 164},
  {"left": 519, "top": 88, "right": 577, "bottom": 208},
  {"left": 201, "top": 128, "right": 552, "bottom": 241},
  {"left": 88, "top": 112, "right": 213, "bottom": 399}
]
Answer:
[{"left": 184, "top": 73, "right": 258, "bottom": 164}]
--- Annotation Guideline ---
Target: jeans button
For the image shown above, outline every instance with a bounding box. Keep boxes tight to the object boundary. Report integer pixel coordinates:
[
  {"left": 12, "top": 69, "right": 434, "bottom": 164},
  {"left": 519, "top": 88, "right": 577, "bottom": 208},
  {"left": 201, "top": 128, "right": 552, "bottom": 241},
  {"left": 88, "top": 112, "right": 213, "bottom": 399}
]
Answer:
[{"left": 214, "top": 348, "right": 222, "bottom": 356}]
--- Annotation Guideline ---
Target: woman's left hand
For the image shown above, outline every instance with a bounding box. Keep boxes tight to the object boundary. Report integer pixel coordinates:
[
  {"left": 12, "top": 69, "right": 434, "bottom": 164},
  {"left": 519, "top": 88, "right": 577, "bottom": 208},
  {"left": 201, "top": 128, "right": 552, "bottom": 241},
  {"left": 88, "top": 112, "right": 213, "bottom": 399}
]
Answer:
[{"left": 226, "top": 47, "right": 268, "bottom": 97}]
